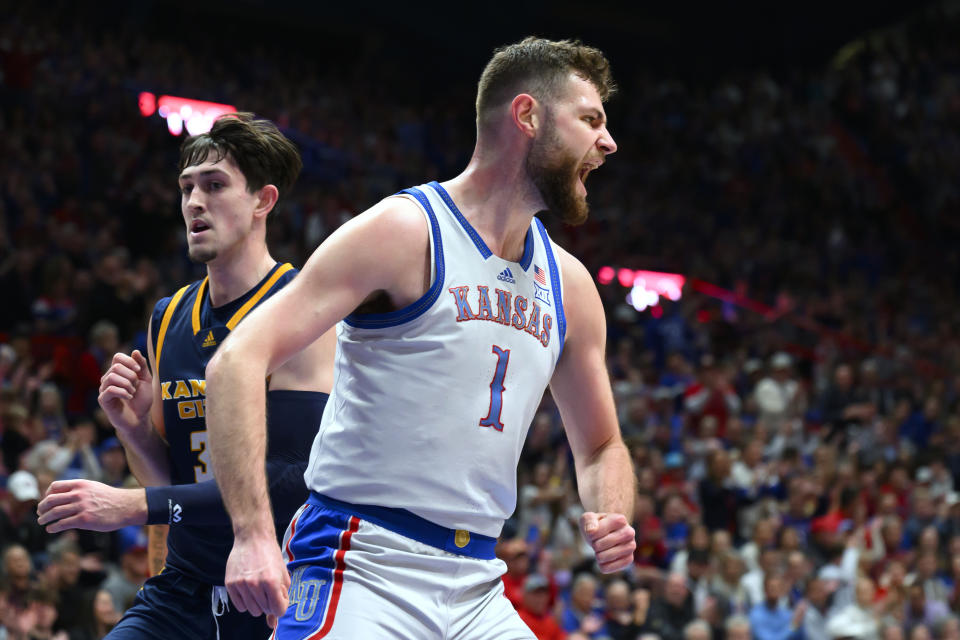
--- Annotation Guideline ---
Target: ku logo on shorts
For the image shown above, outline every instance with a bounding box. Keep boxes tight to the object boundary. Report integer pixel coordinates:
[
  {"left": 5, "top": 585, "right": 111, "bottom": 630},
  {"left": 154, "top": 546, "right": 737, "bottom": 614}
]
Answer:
[{"left": 273, "top": 504, "right": 358, "bottom": 638}]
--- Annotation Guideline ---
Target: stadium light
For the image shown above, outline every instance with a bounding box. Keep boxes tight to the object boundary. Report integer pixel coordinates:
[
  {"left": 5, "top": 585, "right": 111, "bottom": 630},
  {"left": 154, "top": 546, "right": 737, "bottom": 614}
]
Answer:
[
  {"left": 597, "top": 267, "right": 686, "bottom": 312},
  {"left": 138, "top": 92, "right": 236, "bottom": 136}
]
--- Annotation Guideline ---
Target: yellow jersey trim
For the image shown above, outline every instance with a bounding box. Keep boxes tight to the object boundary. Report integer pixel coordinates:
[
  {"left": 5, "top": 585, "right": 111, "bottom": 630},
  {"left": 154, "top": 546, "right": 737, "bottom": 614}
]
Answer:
[
  {"left": 191, "top": 277, "right": 209, "bottom": 335},
  {"left": 155, "top": 285, "right": 190, "bottom": 375},
  {"left": 225, "top": 263, "right": 294, "bottom": 330}
]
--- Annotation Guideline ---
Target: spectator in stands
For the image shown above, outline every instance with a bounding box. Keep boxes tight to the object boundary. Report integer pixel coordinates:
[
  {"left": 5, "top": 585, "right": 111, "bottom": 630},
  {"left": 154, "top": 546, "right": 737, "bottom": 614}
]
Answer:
[
  {"left": 0, "top": 470, "right": 48, "bottom": 555},
  {"left": 682, "top": 619, "right": 711, "bottom": 640},
  {"left": 742, "top": 547, "right": 783, "bottom": 609},
  {"left": 634, "top": 492, "right": 668, "bottom": 568},
  {"left": 903, "top": 581, "right": 950, "bottom": 631},
  {"left": 684, "top": 355, "right": 741, "bottom": 439},
  {"left": 724, "top": 616, "right": 751, "bottom": 640},
  {"left": 698, "top": 449, "right": 738, "bottom": 536},
  {"left": 33, "top": 384, "right": 67, "bottom": 441},
  {"left": 740, "top": 518, "right": 777, "bottom": 574},
  {"left": 498, "top": 538, "right": 530, "bottom": 610},
  {"left": 643, "top": 573, "right": 695, "bottom": 640},
  {"left": 801, "top": 578, "right": 831, "bottom": 640},
  {"left": 934, "top": 617, "right": 960, "bottom": 640},
  {"left": 900, "top": 397, "right": 942, "bottom": 451},
  {"left": 904, "top": 488, "right": 943, "bottom": 549},
  {"left": 98, "top": 526, "right": 147, "bottom": 613},
  {"left": 67, "top": 589, "right": 119, "bottom": 640},
  {"left": 601, "top": 580, "right": 641, "bottom": 640},
  {"left": 784, "top": 550, "right": 813, "bottom": 606},
  {"left": 2, "top": 544, "right": 34, "bottom": 611},
  {"left": 754, "top": 352, "right": 804, "bottom": 430},
  {"left": 22, "top": 420, "right": 99, "bottom": 482},
  {"left": 710, "top": 550, "right": 749, "bottom": 615},
  {"left": 819, "top": 364, "right": 874, "bottom": 442},
  {"left": 826, "top": 577, "right": 880, "bottom": 640},
  {"left": 22, "top": 587, "right": 66, "bottom": 640},
  {"left": 561, "top": 573, "right": 602, "bottom": 636},
  {"left": 41, "top": 542, "right": 99, "bottom": 633},
  {"left": 748, "top": 573, "right": 805, "bottom": 640},
  {"left": 517, "top": 575, "right": 565, "bottom": 640},
  {"left": 518, "top": 461, "right": 566, "bottom": 544},
  {"left": 93, "top": 438, "right": 126, "bottom": 488}
]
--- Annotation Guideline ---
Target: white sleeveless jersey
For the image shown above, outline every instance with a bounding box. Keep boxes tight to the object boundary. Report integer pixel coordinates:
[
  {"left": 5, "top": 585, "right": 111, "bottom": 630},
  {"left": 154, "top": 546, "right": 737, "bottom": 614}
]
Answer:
[{"left": 304, "top": 181, "right": 567, "bottom": 537}]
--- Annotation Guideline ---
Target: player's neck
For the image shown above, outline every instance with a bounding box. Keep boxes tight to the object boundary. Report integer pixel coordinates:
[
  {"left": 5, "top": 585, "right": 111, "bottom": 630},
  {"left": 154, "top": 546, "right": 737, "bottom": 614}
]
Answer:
[
  {"left": 205, "top": 246, "right": 276, "bottom": 308},
  {"left": 442, "top": 152, "right": 543, "bottom": 262}
]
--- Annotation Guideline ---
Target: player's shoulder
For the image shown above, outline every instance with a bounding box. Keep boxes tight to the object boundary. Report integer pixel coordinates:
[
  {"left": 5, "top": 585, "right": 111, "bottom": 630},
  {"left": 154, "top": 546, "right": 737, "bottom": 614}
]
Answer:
[
  {"left": 150, "top": 277, "right": 205, "bottom": 318},
  {"left": 339, "top": 192, "right": 430, "bottom": 255},
  {"left": 552, "top": 243, "right": 596, "bottom": 297},
  {"left": 550, "top": 243, "right": 605, "bottom": 346},
  {"left": 362, "top": 192, "right": 430, "bottom": 235},
  {"left": 274, "top": 263, "right": 299, "bottom": 285}
]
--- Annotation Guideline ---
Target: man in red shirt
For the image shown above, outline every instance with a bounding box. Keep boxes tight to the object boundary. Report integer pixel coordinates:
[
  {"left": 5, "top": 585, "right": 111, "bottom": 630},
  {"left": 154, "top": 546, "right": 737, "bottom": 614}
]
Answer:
[
  {"left": 683, "top": 355, "right": 741, "bottom": 438},
  {"left": 518, "top": 575, "right": 566, "bottom": 640},
  {"left": 500, "top": 538, "right": 532, "bottom": 609}
]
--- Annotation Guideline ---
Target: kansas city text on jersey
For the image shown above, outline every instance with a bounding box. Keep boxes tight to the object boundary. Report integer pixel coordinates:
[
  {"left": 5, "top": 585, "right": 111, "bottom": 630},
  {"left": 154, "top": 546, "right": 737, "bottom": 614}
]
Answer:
[{"left": 161, "top": 378, "right": 206, "bottom": 419}]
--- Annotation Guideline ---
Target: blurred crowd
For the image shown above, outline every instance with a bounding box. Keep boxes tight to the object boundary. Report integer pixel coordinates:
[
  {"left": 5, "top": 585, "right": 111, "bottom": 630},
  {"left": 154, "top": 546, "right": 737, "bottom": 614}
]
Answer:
[{"left": 3, "top": 2, "right": 960, "bottom": 639}]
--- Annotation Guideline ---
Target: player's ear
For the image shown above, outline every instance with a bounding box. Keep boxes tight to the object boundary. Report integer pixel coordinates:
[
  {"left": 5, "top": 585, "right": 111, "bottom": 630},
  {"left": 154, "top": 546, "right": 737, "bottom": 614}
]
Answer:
[
  {"left": 510, "top": 94, "right": 538, "bottom": 139},
  {"left": 253, "top": 185, "right": 279, "bottom": 220}
]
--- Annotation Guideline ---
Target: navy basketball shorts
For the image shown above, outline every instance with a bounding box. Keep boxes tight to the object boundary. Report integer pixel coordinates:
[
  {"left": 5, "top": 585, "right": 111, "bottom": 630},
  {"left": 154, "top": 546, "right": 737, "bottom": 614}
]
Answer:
[
  {"left": 270, "top": 493, "right": 535, "bottom": 640},
  {"left": 107, "top": 565, "right": 271, "bottom": 640}
]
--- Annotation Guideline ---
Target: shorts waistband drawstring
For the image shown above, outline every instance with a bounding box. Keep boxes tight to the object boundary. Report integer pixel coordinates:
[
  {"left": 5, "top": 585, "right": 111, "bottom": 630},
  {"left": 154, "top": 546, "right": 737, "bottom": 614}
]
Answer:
[{"left": 211, "top": 586, "right": 230, "bottom": 640}]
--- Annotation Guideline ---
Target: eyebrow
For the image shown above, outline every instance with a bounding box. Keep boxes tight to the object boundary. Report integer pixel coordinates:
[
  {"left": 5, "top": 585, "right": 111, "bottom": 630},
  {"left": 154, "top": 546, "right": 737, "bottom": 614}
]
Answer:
[
  {"left": 178, "top": 169, "right": 229, "bottom": 183},
  {"left": 586, "top": 108, "right": 606, "bottom": 124}
]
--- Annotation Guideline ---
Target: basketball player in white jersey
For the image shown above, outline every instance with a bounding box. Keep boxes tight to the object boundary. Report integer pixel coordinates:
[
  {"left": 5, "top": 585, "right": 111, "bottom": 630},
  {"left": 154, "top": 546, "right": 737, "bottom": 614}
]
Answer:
[{"left": 205, "top": 37, "right": 637, "bottom": 638}]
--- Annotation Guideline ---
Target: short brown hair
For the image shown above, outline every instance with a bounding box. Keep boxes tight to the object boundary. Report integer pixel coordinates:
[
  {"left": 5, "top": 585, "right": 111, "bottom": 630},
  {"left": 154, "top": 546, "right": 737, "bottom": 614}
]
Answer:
[
  {"left": 179, "top": 112, "right": 302, "bottom": 207},
  {"left": 476, "top": 37, "right": 616, "bottom": 127}
]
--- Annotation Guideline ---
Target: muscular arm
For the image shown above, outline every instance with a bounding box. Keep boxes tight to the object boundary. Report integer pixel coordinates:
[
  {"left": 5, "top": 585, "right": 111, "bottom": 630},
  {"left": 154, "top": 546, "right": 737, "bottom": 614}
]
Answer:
[
  {"left": 144, "top": 390, "right": 330, "bottom": 528},
  {"left": 549, "top": 248, "right": 636, "bottom": 572},
  {"left": 203, "top": 197, "right": 429, "bottom": 618},
  {"left": 206, "top": 198, "right": 426, "bottom": 538},
  {"left": 39, "top": 391, "right": 329, "bottom": 535}
]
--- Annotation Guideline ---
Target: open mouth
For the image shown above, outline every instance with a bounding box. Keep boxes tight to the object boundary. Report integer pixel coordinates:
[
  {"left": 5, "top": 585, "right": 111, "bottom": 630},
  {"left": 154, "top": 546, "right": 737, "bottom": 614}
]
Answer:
[
  {"left": 578, "top": 162, "right": 599, "bottom": 193},
  {"left": 190, "top": 219, "right": 211, "bottom": 234}
]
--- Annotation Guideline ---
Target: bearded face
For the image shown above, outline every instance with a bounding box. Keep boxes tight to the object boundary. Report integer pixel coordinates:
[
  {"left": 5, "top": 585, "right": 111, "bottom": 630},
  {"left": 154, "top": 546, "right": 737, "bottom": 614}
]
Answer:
[{"left": 524, "top": 113, "right": 590, "bottom": 226}]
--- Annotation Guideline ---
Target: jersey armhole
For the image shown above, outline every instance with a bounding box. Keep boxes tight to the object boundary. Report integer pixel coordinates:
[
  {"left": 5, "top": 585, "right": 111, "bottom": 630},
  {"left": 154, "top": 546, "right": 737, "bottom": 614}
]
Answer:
[
  {"left": 534, "top": 218, "right": 566, "bottom": 360},
  {"left": 343, "top": 187, "right": 445, "bottom": 329},
  {"left": 393, "top": 193, "right": 436, "bottom": 285},
  {"left": 154, "top": 284, "right": 190, "bottom": 377}
]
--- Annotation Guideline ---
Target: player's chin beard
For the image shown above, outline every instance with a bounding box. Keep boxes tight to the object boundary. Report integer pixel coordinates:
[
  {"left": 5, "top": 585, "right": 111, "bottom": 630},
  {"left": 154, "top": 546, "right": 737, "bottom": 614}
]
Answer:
[
  {"left": 525, "top": 126, "right": 589, "bottom": 226},
  {"left": 188, "top": 244, "right": 217, "bottom": 264}
]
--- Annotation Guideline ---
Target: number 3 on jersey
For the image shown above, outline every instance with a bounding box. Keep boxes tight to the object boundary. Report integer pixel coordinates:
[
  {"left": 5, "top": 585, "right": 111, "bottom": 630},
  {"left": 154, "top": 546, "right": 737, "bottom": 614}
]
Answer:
[
  {"left": 190, "top": 430, "right": 213, "bottom": 481},
  {"left": 480, "top": 345, "right": 510, "bottom": 431}
]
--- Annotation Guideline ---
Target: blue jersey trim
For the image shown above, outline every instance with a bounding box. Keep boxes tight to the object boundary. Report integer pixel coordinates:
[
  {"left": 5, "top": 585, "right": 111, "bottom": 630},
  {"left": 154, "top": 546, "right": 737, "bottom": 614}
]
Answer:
[
  {"left": 518, "top": 228, "right": 535, "bottom": 271},
  {"left": 428, "top": 181, "right": 534, "bottom": 269},
  {"left": 343, "top": 187, "right": 445, "bottom": 329},
  {"left": 307, "top": 492, "right": 497, "bottom": 560},
  {"left": 535, "top": 218, "right": 566, "bottom": 359}
]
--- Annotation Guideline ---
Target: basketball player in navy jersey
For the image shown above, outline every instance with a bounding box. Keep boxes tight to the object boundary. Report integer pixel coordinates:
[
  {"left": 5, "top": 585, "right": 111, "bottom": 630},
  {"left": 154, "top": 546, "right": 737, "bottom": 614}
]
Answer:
[
  {"left": 206, "top": 38, "right": 636, "bottom": 639},
  {"left": 36, "top": 113, "right": 335, "bottom": 639}
]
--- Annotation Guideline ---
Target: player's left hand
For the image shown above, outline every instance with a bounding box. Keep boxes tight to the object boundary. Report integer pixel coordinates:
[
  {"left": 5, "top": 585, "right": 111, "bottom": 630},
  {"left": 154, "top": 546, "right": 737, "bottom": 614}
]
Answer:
[
  {"left": 37, "top": 479, "right": 148, "bottom": 533},
  {"left": 579, "top": 511, "right": 636, "bottom": 573}
]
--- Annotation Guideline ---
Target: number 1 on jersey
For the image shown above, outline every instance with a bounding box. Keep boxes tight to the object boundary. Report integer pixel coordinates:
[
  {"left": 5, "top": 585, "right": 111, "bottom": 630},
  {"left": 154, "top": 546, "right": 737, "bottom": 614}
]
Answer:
[{"left": 480, "top": 345, "right": 510, "bottom": 431}]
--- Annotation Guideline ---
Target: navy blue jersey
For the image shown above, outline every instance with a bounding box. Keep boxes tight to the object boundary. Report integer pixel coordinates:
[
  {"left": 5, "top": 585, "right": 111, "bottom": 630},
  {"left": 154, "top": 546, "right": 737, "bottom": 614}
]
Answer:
[{"left": 148, "top": 262, "right": 313, "bottom": 584}]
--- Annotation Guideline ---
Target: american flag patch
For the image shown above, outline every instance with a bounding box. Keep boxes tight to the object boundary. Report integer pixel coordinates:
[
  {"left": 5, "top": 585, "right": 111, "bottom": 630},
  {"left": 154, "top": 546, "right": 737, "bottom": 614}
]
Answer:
[{"left": 534, "top": 265, "right": 548, "bottom": 286}]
